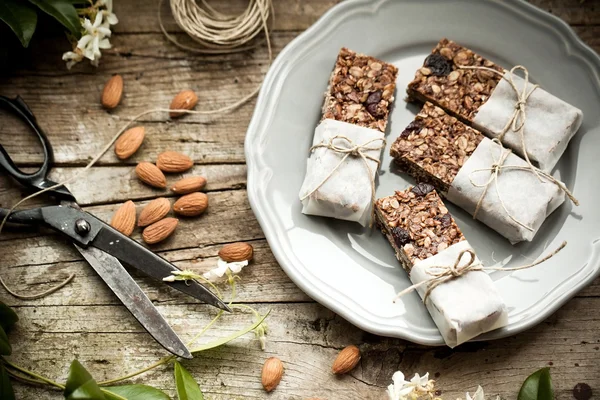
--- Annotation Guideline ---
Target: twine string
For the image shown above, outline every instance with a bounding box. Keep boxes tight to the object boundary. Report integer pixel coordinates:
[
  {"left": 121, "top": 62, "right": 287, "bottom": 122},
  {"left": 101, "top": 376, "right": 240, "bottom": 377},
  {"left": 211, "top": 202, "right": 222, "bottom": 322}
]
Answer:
[
  {"left": 299, "top": 135, "right": 385, "bottom": 226},
  {"left": 458, "top": 65, "right": 540, "bottom": 179},
  {"left": 393, "top": 241, "right": 567, "bottom": 304},
  {"left": 469, "top": 138, "right": 579, "bottom": 231}
]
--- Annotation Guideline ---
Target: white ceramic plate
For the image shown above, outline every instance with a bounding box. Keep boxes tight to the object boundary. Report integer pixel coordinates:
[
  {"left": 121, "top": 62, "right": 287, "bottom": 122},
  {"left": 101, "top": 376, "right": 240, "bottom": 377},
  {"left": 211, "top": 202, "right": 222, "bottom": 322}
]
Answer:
[{"left": 245, "top": 0, "right": 600, "bottom": 345}]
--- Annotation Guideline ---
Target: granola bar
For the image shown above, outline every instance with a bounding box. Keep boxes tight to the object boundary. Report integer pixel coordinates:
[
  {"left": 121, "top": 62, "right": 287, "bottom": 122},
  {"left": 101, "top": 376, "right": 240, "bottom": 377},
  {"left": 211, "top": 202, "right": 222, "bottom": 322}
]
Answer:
[
  {"left": 407, "top": 38, "right": 583, "bottom": 171},
  {"left": 374, "top": 183, "right": 464, "bottom": 273},
  {"left": 407, "top": 38, "right": 502, "bottom": 123},
  {"left": 300, "top": 48, "right": 398, "bottom": 226},
  {"left": 322, "top": 47, "right": 398, "bottom": 132},
  {"left": 391, "top": 104, "right": 566, "bottom": 243},
  {"left": 375, "top": 184, "right": 508, "bottom": 347},
  {"left": 390, "top": 102, "right": 483, "bottom": 193}
]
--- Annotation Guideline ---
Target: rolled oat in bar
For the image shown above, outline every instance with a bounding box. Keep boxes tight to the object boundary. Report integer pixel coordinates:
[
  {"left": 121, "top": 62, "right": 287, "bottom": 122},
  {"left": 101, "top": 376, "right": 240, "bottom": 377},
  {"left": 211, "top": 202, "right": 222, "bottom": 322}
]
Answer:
[
  {"left": 407, "top": 38, "right": 583, "bottom": 171},
  {"left": 375, "top": 184, "right": 508, "bottom": 347},
  {"left": 299, "top": 48, "right": 398, "bottom": 226},
  {"left": 391, "top": 103, "right": 565, "bottom": 243}
]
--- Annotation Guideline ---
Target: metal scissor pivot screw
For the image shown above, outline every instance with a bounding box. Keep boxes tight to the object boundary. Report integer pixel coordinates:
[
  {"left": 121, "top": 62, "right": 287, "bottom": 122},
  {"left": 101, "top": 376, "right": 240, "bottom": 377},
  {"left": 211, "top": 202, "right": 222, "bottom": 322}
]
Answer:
[{"left": 75, "top": 218, "right": 91, "bottom": 235}]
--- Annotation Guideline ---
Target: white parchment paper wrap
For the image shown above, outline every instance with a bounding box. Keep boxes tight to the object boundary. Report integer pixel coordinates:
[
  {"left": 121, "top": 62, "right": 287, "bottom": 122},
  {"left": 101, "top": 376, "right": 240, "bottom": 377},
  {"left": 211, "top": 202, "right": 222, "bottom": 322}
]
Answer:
[
  {"left": 299, "top": 119, "right": 383, "bottom": 226},
  {"left": 474, "top": 71, "right": 583, "bottom": 172},
  {"left": 447, "top": 138, "right": 565, "bottom": 243},
  {"left": 410, "top": 240, "right": 508, "bottom": 348}
]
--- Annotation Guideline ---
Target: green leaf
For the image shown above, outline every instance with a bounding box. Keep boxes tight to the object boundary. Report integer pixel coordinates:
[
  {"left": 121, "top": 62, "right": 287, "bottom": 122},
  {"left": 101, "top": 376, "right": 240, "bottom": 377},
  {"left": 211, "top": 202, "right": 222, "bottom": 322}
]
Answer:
[
  {"left": 64, "top": 360, "right": 106, "bottom": 400},
  {"left": 191, "top": 311, "right": 270, "bottom": 354},
  {"left": 174, "top": 361, "right": 203, "bottom": 400},
  {"left": 103, "top": 385, "right": 170, "bottom": 400},
  {"left": 0, "top": 302, "right": 18, "bottom": 332},
  {"left": 28, "top": 0, "right": 80, "bottom": 37},
  {"left": 518, "top": 367, "right": 554, "bottom": 400},
  {"left": 0, "top": 363, "right": 15, "bottom": 400},
  {"left": 0, "top": 327, "right": 11, "bottom": 356},
  {"left": 0, "top": 0, "right": 38, "bottom": 47}
]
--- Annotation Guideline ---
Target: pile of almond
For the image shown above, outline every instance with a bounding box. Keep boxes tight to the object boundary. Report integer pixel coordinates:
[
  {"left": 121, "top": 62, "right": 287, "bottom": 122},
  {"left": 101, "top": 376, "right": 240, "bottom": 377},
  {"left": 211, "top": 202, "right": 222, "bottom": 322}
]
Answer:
[
  {"left": 102, "top": 76, "right": 206, "bottom": 244},
  {"left": 110, "top": 158, "right": 208, "bottom": 244}
]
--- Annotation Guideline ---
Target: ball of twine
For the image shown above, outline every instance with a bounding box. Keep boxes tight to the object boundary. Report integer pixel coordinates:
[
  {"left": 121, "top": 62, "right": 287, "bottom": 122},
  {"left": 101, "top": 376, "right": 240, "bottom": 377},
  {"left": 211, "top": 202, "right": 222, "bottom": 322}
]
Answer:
[{"left": 159, "top": 0, "right": 273, "bottom": 55}]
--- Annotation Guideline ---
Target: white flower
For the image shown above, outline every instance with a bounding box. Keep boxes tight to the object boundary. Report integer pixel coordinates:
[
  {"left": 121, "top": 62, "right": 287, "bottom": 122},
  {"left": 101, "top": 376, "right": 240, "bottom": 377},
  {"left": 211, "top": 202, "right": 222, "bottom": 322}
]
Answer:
[
  {"left": 465, "top": 386, "right": 500, "bottom": 400},
  {"left": 387, "top": 371, "right": 436, "bottom": 400},
  {"left": 63, "top": 1, "right": 118, "bottom": 69},
  {"left": 78, "top": 13, "right": 112, "bottom": 61},
  {"left": 203, "top": 258, "right": 249, "bottom": 281}
]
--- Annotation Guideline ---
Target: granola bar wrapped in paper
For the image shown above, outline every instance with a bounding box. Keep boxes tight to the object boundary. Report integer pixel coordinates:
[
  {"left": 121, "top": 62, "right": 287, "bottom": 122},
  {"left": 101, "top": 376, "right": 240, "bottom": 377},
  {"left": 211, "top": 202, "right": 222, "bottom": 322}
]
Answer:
[
  {"left": 375, "top": 186, "right": 508, "bottom": 347},
  {"left": 299, "top": 119, "right": 384, "bottom": 226},
  {"left": 407, "top": 38, "right": 583, "bottom": 172},
  {"left": 447, "top": 137, "right": 565, "bottom": 243},
  {"left": 299, "top": 47, "right": 398, "bottom": 225},
  {"left": 391, "top": 103, "right": 567, "bottom": 243}
]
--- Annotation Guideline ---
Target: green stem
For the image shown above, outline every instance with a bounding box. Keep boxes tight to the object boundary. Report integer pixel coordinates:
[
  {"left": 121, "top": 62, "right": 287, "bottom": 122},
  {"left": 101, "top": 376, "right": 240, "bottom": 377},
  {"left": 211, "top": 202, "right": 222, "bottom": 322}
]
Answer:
[
  {"left": 3, "top": 359, "right": 64, "bottom": 389},
  {"left": 97, "top": 356, "right": 173, "bottom": 386},
  {"left": 186, "top": 310, "right": 224, "bottom": 348},
  {"left": 6, "top": 369, "right": 48, "bottom": 386}
]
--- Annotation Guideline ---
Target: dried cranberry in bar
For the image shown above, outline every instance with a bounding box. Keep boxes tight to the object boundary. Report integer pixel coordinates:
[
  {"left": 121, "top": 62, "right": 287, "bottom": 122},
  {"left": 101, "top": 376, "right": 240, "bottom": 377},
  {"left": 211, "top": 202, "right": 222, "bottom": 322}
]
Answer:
[
  {"left": 407, "top": 38, "right": 583, "bottom": 171},
  {"left": 375, "top": 185, "right": 508, "bottom": 347},
  {"left": 391, "top": 102, "right": 565, "bottom": 244}
]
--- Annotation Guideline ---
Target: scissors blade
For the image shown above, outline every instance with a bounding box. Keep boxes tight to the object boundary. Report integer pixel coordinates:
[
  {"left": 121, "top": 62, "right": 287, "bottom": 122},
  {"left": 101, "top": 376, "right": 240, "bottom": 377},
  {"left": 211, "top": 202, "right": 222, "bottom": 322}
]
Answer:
[
  {"left": 74, "top": 245, "right": 192, "bottom": 359},
  {"left": 90, "top": 226, "right": 231, "bottom": 312}
]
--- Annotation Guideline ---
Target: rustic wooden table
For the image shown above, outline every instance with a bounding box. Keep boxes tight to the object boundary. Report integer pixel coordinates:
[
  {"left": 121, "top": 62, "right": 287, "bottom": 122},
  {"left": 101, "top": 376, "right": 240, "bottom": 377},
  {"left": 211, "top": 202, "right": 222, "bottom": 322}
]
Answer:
[{"left": 1, "top": 1, "right": 599, "bottom": 399}]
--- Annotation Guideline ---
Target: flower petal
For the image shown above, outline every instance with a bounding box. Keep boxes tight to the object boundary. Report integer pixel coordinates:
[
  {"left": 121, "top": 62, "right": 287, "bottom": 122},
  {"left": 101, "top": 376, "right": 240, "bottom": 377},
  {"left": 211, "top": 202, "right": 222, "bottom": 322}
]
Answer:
[
  {"left": 98, "top": 38, "right": 112, "bottom": 50},
  {"left": 76, "top": 34, "right": 93, "bottom": 50},
  {"left": 105, "top": 12, "right": 118, "bottom": 25},
  {"left": 93, "top": 12, "right": 103, "bottom": 28}
]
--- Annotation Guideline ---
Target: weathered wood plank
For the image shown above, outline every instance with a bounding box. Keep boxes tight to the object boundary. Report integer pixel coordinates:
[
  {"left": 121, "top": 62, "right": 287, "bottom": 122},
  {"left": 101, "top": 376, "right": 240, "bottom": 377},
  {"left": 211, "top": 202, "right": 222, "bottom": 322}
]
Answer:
[
  {"left": 0, "top": 164, "right": 247, "bottom": 207},
  {"left": 0, "top": 239, "right": 311, "bottom": 306},
  {"left": 7, "top": 299, "right": 600, "bottom": 399}
]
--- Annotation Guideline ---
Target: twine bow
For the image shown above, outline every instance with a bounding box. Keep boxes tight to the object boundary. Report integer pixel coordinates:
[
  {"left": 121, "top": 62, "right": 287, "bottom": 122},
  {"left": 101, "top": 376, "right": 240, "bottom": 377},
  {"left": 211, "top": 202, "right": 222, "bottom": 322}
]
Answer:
[
  {"left": 300, "top": 134, "right": 385, "bottom": 225},
  {"left": 393, "top": 241, "right": 567, "bottom": 304}
]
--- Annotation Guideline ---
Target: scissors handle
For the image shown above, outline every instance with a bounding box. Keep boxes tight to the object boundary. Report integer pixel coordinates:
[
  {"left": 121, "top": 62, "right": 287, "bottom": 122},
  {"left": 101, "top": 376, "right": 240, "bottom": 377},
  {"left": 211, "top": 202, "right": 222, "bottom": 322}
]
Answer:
[{"left": 0, "top": 96, "right": 75, "bottom": 201}]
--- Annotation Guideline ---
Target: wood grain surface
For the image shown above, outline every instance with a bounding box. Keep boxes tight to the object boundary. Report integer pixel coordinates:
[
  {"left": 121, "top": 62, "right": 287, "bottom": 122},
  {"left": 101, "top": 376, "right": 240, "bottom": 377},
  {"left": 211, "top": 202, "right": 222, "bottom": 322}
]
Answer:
[{"left": 1, "top": 0, "right": 599, "bottom": 399}]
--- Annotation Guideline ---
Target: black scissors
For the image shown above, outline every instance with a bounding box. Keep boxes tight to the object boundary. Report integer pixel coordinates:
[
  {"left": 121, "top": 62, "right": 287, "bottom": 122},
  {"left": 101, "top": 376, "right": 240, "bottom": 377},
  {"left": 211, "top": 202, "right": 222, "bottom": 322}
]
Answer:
[{"left": 0, "top": 96, "right": 231, "bottom": 359}]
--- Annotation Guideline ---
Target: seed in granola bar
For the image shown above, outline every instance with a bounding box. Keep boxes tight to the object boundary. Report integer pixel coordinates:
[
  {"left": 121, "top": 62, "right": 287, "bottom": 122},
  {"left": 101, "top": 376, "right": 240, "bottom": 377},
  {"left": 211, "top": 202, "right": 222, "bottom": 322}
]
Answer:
[
  {"left": 391, "top": 227, "right": 411, "bottom": 248},
  {"left": 366, "top": 90, "right": 382, "bottom": 105},
  {"left": 411, "top": 182, "right": 435, "bottom": 196},
  {"left": 400, "top": 120, "right": 422, "bottom": 138},
  {"left": 424, "top": 54, "right": 452, "bottom": 76},
  {"left": 435, "top": 213, "right": 452, "bottom": 228}
]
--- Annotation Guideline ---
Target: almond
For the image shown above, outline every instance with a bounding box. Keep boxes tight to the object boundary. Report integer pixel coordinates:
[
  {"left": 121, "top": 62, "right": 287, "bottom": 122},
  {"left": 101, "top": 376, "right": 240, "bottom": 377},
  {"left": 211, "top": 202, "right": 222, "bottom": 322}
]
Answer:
[
  {"left": 173, "top": 192, "right": 208, "bottom": 217},
  {"left": 142, "top": 217, "right": 178, "bottom": 244},
  {"left": 218, "top": 242, "right": 253, "bottom": 262},
  {"left": 138, "top": 197, "right": 171, "bottom": 227},
  {"left": 101, "top": 74, "right": 123, "bottom": 109},
  {"left": 115, "top": 126, "right": 145, "bottom": 160},
  {"left": 156, "top": 151, "right": 193, "bottom": 173},
  {"left": 332, "top": 345, "right": 361, "bottom": 375},
  {"left": 261, "top": 357, "right": 283, "bottom": 392},
  {"left": 171, "top": 176, "right": 207, "bottom": 194},
  {"left": 110, "top": 200, "right": 136, "bottom": 236},
  {"left": 136, "top": 162, "right": 167, "bottom": 188},
  {"left": 169, "top": 89, "right": 198, "bottom": 118}
]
